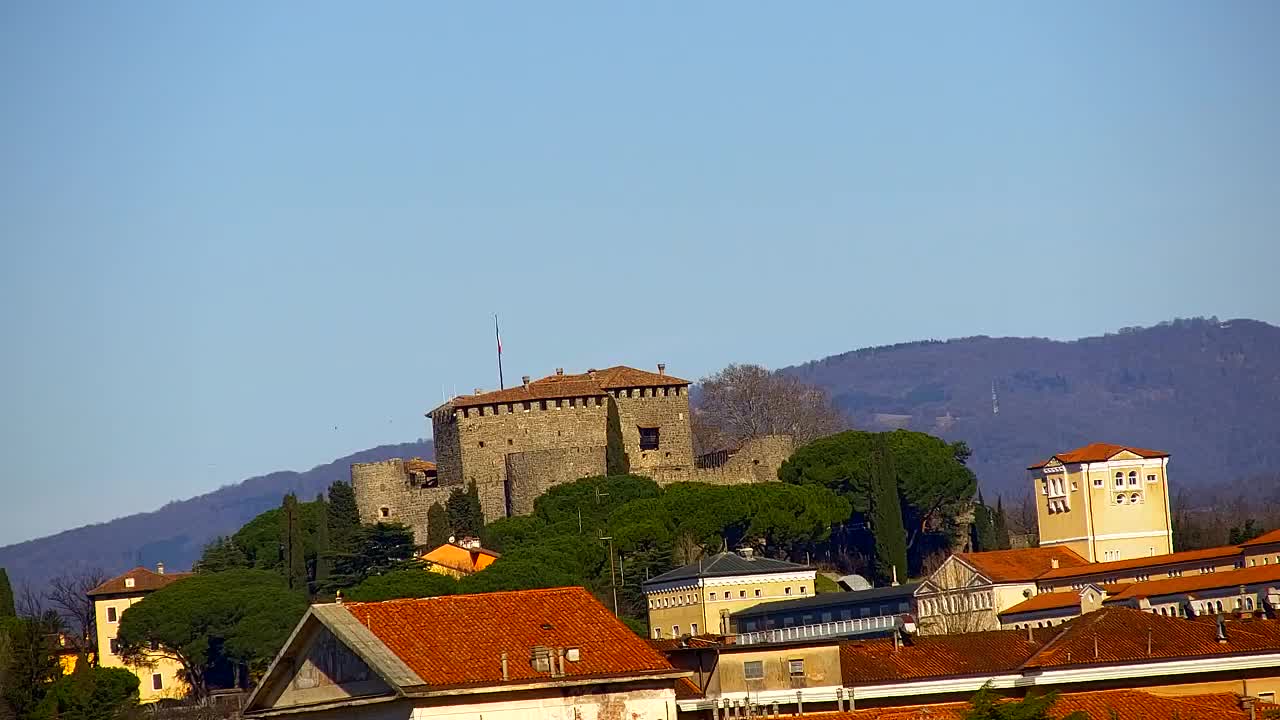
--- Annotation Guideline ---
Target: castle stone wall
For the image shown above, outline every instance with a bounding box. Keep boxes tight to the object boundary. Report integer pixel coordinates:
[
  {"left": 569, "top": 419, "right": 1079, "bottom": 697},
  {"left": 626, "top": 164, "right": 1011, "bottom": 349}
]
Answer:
[
  {"left": 650, "top": 435, "right": 795, "bottom": 487},
  {"left": 612, "top": 387, "right": 695, "bottom": 473},
  {"left": 504, "top": 446, "right": 608, "bottom": 516},
  {"left": 351, "top": 459, "right": 451, "bottom": 546}
]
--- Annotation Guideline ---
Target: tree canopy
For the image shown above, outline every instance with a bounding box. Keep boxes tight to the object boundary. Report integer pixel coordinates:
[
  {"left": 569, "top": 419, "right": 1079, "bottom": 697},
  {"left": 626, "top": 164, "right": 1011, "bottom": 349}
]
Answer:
[
  {"left": 345, "top": 569, "right": 458, "bottom": 602},
  {"left": 446, "top": 482, "right": 485, "bottom": 538},
  {"left": 115, "top": 569, "right": 307, "bottom": 697},
  {"left": 691, "top": 363, "right": 846, "bottom": 454},
  {"left": 962, "top": 684, "right": 1086, "bottom": 720}
]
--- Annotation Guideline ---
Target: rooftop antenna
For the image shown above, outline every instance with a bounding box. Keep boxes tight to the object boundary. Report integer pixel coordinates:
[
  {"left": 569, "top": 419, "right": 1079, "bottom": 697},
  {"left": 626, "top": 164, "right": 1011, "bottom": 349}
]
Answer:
[{"left": 494, "top": 314, "right": 505, "bottom": 390}]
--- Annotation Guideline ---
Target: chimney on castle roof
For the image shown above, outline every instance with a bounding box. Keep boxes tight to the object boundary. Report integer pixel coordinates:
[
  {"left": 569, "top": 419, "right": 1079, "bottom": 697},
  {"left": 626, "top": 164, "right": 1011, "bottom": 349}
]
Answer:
[
  {"left": 658, "top": 363, "right": 666, "bottom": 375},
  {"left": 522, "top": 375, "right": 530, "bottom": 388},
  {"left": 556, "top": 368, "right": 564, "bottom": 375}
]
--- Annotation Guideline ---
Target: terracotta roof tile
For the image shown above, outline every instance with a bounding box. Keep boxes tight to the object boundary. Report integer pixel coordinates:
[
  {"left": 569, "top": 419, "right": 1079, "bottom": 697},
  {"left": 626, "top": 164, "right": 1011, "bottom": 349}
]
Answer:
[
  {"left": 449, "top": 366, "right": 688, "bottom": 410},
  {"left": 420, "top": 543, "right": 500, "bottom": 575},
  {"left": 1027, "top": 442, "right": 1169, "bottom": 470},
  {"left": 675, "top": 676, "right": 704, "bottom": 699},
  {"left": 342, "top": 587, "right": 675, "bottom": 689},
  {"left": 1038, "top": 544, "right": 1242, "bottom": 581},
  {"left": 998, "top": 585, "right": 1131, "bottom": 617},
  {"left": 956, "top": 547, "right": 1088, "bottom": 583},
  {"left": 804, "top": 690, "right": 1259, "bottom": 720},
  {"left": 1024, "top": 606, "right": 1280, "bottom": 668},
  {"left": 840, "top": 627, "right": 1058, "bottom": 684},
  {"left": 1241, "top": 527, "right": 1280, "bottom": 547},
  {"left": 404, "top": 458, "right": 437, "bottom": 473},
  {"left": 88, "top": 567, "right": 191, "bottom": 597},
  {"left": 1105, "top": 562, "right": 1280, "bottom": 601}
]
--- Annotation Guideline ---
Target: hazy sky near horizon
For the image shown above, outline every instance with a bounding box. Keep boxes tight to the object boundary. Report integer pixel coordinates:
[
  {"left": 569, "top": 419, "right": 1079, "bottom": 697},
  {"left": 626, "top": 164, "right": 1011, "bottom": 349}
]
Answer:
[{"left": 2, "top": 2, "right": 1278, "bottom": 547}]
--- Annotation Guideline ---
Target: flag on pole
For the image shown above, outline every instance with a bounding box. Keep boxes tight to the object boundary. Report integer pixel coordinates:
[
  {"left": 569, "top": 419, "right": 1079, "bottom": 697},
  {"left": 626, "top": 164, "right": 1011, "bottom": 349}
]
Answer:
[{"left": 495, "top": 314, "right": 505, "bottom": 389}]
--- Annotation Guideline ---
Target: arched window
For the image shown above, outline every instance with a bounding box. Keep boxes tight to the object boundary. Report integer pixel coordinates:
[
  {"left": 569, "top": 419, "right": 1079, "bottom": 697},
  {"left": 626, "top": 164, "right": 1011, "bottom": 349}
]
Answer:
[
  {"left": 1116, "top": 494, "right": 1126, "bottom": 505},
  {"left": 1247, "top": 597, "right": 1256, "bottom": 610},
  {"left": 1128, "top": 471, "right": 1138, "bottom": 486},
  {"left": 1130, "top": 492, "right": 1141, "bottom": 504},
  {"left": 1115, "top": 472, "right": 1124, "bottom": 488},
  {"left": 1216, "top": 600, "right": 1224, "bottom": 613}
]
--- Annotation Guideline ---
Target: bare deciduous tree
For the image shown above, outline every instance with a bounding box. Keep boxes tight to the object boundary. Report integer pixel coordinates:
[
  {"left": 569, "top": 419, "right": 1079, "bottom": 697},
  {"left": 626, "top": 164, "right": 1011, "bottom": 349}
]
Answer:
[
  {"left": 692, "top": 364, "right": 847, "bottom": 454},
  {"left": 916, "top": 558, "right": 1000, "bottom": 636},
  {"left": 45, "top": 568, "right": 107, "bottom": 658}
]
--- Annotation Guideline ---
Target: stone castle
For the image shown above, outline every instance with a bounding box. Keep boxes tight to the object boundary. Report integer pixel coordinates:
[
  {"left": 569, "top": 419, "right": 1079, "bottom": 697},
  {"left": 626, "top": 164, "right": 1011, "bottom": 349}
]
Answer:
[{"left": 352, "top": 364, "right": 794, "bottom": 545}]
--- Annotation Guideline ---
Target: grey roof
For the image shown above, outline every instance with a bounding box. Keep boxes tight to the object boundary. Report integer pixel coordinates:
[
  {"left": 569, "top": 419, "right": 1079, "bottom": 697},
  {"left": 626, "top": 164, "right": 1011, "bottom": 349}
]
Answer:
[
  {"left": 730, "top": 582, "right": 922, "bottom": 619},
  {"left": 643, "top": 552, "right": 810, "bottom": 586}
]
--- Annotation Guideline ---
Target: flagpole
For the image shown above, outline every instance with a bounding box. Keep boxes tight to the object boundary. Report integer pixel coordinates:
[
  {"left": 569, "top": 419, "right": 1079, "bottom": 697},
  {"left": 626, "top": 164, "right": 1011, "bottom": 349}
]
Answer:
[{"left": 495, "top": 314, "right": 504, "bottom": 390}]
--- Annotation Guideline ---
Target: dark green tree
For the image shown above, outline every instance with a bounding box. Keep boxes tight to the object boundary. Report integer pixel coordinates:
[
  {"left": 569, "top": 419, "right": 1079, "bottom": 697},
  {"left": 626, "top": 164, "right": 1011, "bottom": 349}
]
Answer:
[
  {"left": 330, "top": 523, "right": 417, "bottom": 587},
  {"left": 326, "top": 480, "right": 361, "bottom": 552},
  {"left": 346, "top": 569, "right": 458, "bottom": 602},
  {"left": 280, "top": 494, "right": 308, "bottom": 592},
  {"left": 314, "top": 497, "right": 332, "bottom": 588},
  {"left": 970, "top": 491, "right": 998, "bottom": 552},
  {"left": 3, "top": 611, "right": 63, "bottom": 716},
  {"left": 1229, "top": 518, "right": 1263, "bottom": 545},
  {"left": 446, "top": 482, "right": 484, "bottom": 538},
  {"left": 993, "top": 496, "right": 1012, "bottom": 550},
  {"left": 605, "top": 399, "right": 630, "bottom": 476},
  {"left": 194, "top": 537, "right": 249, "bottom": 574},
  {"left": 36, "top": 663, "right": 139, "bottom": 719},
  {"left": 115, "top": 569, "right": 307, "bottom": 698},
  {"left": 962, "top": 683, "right": 1086, "bottom": 720},
  {"left": 869, "top": 436, "right": 908, "bottom": 585},
  {"left": 0, "top": 568, "right": 13, "bottom": 618},
  {"left": 426, "top": 502, "right": 450, "bottom": 548}
]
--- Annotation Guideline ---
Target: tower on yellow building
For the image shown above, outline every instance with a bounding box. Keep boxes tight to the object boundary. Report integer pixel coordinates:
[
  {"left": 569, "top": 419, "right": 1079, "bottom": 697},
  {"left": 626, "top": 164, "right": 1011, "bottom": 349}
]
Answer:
[{"left": 1027, "top": 442, "right": 1173, "bottom": 563}]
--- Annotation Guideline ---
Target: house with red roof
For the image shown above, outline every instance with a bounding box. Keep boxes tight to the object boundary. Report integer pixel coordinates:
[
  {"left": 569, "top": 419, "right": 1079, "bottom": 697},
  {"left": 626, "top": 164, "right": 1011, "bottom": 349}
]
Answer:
[
  {"left": 89, "top": 563, "right": 192, "bottom": 703},
  {"left": 244, "top": 587, "right": 689, "bottom": 718}
]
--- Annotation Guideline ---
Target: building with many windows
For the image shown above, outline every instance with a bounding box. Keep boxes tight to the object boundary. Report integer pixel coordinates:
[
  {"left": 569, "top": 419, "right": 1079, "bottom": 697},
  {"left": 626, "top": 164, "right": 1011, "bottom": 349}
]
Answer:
[
  {"left": 1027, "top": 442, "right": 1174, "bottom": 563},
  {"left": 642, "top": 551, "right": 816, "bottom": 638},
  {"left": 89, "top": 564, "right": 190, "bottom": 702}
]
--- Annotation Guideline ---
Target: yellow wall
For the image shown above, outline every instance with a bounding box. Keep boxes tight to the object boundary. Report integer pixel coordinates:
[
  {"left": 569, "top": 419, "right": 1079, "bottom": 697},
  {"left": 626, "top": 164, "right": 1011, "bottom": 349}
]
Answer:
[
  {"left": 646, "top": 572, "right": 817, "bottom": 638},
  {"left": 1037, "top": 556, "right": 1242, "bottom": 592},
  {"left": 1034, "top": 452, "right": 1173, "bottom": 563},
  {"left": 95, "top": 595, "right": 188, "bottom": 702},
  {"left": 713, "top": 644, "right": 842, "bottom": 697},
  {"left": 1245, "top": 545, "right": 1280, "bottom": 568}
]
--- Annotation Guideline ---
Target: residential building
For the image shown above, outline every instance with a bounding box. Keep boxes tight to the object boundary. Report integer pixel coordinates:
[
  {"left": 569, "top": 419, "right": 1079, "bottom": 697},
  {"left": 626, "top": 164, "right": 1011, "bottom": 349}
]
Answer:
[
  {"left": 1034, "top": 544, "right": 1243, "bottom": 592},
  {"left": 729, "top": 583, "right": 919, "bottom": 643},
  {"left": 1244, "top": 528, "right": 1280, "bottom": 568},
  {"left": 643, "top": 551, "right": 816, "bottom": 638},
  {"left": 997, "top": 583, "right": 1124, "bottom": 629},
  {"left": 419, "top": 537, "right": 500, "bottom": 578},
  {"left": 88, "top": 564, "right": 190, "bottom": 702},
  {"left": 244, "top": 586, "right": 689, "bottom": 718},
  {"left": 1027, "top": 442, "right": 1174, "bottom": 562},
  {"left": 1104, "top": 561, "right": 1280, "bottom": 617},
  {"left": 788, "top": 689, "right": 1275, "bottom": 719},
  {"left": 913, "top": 547, "right": 1087, "bottom": 634}
]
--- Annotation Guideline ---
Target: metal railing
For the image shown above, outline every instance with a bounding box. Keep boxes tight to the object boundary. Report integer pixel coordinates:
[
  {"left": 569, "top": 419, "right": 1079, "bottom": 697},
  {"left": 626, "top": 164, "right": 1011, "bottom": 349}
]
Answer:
[{"left": 734, "top": 614, "right": 896, "bottom": 645}]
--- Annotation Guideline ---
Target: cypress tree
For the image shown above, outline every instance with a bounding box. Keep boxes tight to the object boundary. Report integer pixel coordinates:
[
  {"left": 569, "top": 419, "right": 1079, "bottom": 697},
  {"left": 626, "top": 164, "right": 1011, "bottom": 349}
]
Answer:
[
  {"left": 446, "top": 481, "right": 484, "bottom": 538},
  {"left": 0, "top": 567, "right": 14, "bottom": 617},
  {"left": 427, "top": 502, "right": 450, "bottom": 547},
  {"left": 280, "top": 494, "right": 307, "bottom": 592},
  {"left": 869, "top": 436, "right": 908, "bottom": 586},
  {"left": 314, "top": 497, "right": 332, "bottom": 587},
  {"left": 326, "top": 480, "right": 360, "bottom": 553},
  {"left": 605, "top": 398, "right": 630, "bottom": 476},
  {"left": 994, "top": 495, "right": 1012, "bottom": 550},
  {"left": 971, "top": 490, "right": 998, "bottom": 552}
]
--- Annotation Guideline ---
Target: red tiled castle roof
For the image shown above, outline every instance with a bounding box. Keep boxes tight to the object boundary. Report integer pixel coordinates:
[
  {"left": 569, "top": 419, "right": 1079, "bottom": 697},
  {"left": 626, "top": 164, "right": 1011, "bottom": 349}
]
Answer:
[{"left": 449, "top": 365, "right": 688, "bottom": 410}]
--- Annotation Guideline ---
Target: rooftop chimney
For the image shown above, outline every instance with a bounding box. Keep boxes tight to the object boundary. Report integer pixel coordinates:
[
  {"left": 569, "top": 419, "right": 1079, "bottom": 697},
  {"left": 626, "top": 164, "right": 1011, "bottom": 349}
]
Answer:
[
  {"left": 1050, "top": 558, "right": 1060, "bottom": 569},
  {"left": 522, "top": 375, "right": 530, "bottom": 387},
  {"left": 156, "top": 562, "right": 165, "bottom": 575},
  {"left": 737, "top": 547, "right": 754, "bottom": 560},
  {"left": 474, "top": 388, "right": 483, "bottom": 395},
  {"left": 1217, "top": 613, "right": 1229, "bottom": 643},
  {"left": 556, "top": 368, "right": 564, "bottom": 375},
  {"left": 658, "top": 363, "right": 666, "bottom": 375},
  {"left": 501, "top": 651, "right": 509, "bottom": 681}
]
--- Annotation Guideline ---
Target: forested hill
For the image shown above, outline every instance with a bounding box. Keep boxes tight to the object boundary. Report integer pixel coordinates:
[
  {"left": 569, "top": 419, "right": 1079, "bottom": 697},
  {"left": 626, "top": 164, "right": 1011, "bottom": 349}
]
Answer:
[
  {"left": 0, "top": 441, "right": 433, "bottom": 592},
  {"left": 783, "top": 317, "right": 1280, "bottom": 500}
]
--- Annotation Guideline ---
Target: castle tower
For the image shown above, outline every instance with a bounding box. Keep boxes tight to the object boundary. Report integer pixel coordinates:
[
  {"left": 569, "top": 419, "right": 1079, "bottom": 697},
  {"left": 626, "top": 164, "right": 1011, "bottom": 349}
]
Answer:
[{"left": 1028, "top": 442, "right": 1173, "bottom": 563}]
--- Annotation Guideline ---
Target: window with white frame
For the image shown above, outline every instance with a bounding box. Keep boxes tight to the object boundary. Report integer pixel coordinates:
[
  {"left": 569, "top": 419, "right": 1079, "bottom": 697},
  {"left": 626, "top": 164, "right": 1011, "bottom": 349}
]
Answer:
[
  {"left": 692, "top": 623, "right": 699, "bottom": 634},
  {"left": 1128, "top": 470, "right": 1138, "bottom": 486},
  {"left": 1114, "top": 472, "right": 1124, "bottom": 488},
  {"left": 1093, "top": 475, "right": 1104, "bottom": 488},
  {"left": 1146, "top": 474, "right": 1158, "bottom": 484},
  {"left": 788, "top": 659, "right": 805, "bottom": 677},
  {"left": 744, "top": 661, "right": 764, "bottom": 680}
]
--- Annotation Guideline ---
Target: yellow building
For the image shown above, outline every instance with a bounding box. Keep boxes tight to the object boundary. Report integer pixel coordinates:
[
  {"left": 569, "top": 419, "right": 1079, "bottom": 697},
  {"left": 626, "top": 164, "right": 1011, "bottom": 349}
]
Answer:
[
  {"left": 1027, "top": 442, "right": 1173, "bottom": 563},
  {"left": 88, "top": 564, "right": 191, "bottom": 702},
  {"left": 420, "top": 537, "right": 500, "bottom": 578},
  {"left": 641, "top": 550, "right": 815, "bottom": 639}
]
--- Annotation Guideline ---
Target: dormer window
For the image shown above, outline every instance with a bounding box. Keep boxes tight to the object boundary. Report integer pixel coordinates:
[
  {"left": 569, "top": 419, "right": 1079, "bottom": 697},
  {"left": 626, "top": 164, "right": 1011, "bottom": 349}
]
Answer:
[{"left": 124, "top": 578, "right": 135, "bottom": 589}]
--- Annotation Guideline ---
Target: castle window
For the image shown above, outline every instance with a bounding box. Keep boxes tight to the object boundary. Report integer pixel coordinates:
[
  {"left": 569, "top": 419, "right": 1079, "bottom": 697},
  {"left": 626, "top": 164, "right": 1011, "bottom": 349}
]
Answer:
[
  {"left": 540, "top": 401, "right": 547, "bottom": 411},
  {"left": 523, "top": 402, "right": 531, "bottom": 411},
  {"left": 639, "top": 427, "right": 660, "bottom": 450},
  {"left": 478, "top": 441, "right": 485, "bottom": 448},
  {"left": 380, "top": 506, "right": 390, "bottom": 518},
  {"left": 1114, "top": 472, "right": 1124, "bottom": 488},
  {"left": 1128, "top": 471, "right": 1138, "bottom": 486}
]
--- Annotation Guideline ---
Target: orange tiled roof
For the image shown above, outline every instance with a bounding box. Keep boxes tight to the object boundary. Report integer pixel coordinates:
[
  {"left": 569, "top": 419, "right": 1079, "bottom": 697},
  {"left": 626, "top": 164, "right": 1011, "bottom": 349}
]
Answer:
[
  {"left": 998, "top": 584, "right": 1131, "bottom": 617},
  {"left": 1241, "top": 527, "right": 1280, "bottom": 547},
  {"left": 404, "top": 458, "right": 437, "bottom": 473},
  {"left": 421, "top": 542, "right": 500, "bottom": 575},
  {"left": 956, "top": 547, "right": 1088, "bottom": 583},
  {"left": 675, "top": 676, "right": 704, "bottom": 699},
  {"left": 342, "top": 587, "right": 675, "bottom": 689},
  {"left": 840, "top": 626, "right": 1059, "bottom": 683},
  {"left": 88, "top": 567, "right": 191, "bottom": 597},
  {"left": 1105, "top": 562, "right": 1280, "bottom": 601},
  {"left": 802, "top": 690, "right": 1262, "bottom": 720},
  {"left": 1037, "top": 544, "right": 1242, "bottom": 581},
  {"left": 1024, "top": 606, "right": 1280, "bottom": 669},
  {"left": 449, "top": 366, "right": 689, "bottom": 409},
  {"left": 1027, "top": 442, "right": 1169, "bottom": 470}
]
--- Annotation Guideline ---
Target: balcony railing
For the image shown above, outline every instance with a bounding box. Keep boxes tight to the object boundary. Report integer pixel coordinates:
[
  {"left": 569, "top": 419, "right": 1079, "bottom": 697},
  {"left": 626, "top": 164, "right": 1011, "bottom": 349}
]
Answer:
[{"left": 734, "top": 614, "right": 896, "bottom": 645}]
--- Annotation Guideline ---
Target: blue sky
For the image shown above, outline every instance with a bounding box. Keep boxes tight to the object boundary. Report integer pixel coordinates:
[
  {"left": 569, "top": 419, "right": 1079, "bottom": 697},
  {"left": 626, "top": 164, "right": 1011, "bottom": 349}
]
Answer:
[{"left": 1, "top": 2, "right": 1277, "bottom": 546}]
